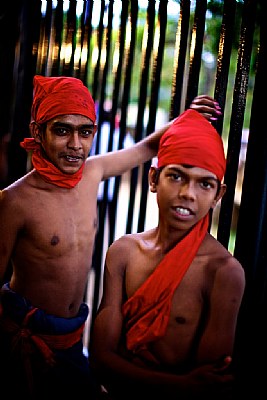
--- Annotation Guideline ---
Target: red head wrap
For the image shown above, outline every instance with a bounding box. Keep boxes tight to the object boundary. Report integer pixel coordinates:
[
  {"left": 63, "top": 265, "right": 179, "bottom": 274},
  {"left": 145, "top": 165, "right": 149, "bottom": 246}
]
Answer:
[
  {"left": 31, "top": 75, "right": 96, "bottom": 124},
  {"left": 157, "top": 109, "right": 226, "bottom": 181}
]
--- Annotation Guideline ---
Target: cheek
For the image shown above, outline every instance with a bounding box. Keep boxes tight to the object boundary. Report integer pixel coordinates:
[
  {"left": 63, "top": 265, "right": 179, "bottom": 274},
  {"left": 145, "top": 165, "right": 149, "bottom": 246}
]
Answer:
[
  {"left": 156, "top": 190, "right": 171, "bottom": 209},
  {"left": 40, "top": 139, "right": 62, "bottom": 160},
  {"left": 42, "top": 142, "right": 58, "bottom": 155},
  {"left": 200, "top": 194, "right": 217, "bottom": 210},
  {"left": 82, "top": 137, "right": 94, "bottom": 151}
]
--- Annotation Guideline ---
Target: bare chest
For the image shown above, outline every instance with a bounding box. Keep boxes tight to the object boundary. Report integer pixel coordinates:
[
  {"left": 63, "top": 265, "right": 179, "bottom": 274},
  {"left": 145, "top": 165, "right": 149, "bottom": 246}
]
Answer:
[
  {"left": 126, "top": 244, "right": 206, "bottom": 289},
  {"left": 20, "top": 187, "right": 98, "bottom": 257}
]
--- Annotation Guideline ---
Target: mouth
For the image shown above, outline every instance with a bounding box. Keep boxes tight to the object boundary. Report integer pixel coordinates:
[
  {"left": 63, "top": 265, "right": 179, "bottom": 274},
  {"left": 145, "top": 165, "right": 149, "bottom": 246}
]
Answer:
[
  {"left": 175, "top": 206, "right": 193, "bottom": 216},
  {"left": 64, "top": 155, "right": 83, "bottom": 162}
]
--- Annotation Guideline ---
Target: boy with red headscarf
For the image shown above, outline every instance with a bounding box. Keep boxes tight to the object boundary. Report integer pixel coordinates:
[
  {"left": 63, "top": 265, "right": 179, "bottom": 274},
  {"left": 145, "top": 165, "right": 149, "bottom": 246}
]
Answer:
[
  {"left": 0, "top": 75, "right": 222, "bottom": 399},
  {"left": 91, "top": 109, "right": 245, "bottom": 399}
]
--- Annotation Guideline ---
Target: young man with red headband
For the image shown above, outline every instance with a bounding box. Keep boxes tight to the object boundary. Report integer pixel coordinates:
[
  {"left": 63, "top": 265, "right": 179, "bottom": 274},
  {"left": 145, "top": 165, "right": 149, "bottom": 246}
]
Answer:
[
  {"left": 0, "top": 75, "right": 222, "bottom": 399},
  {"left": 91, "top": 109, "right": 245, "bottom": 399}
]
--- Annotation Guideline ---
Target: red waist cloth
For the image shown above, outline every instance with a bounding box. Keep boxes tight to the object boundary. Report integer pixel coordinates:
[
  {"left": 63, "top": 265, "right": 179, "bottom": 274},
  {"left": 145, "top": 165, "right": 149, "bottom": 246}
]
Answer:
[
  {"left": 122, "top": 214, "right": 209, "bottom": 362},
  {"left": 0, "top": 307, "right": 84, "bottom": 365},
  {"left": 0, "top": 307, "right": 85, "bottom": 394}
]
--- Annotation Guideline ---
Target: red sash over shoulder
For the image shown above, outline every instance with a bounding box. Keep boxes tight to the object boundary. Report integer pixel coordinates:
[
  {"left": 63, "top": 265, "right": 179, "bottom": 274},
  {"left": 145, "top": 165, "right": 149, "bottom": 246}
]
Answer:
[
  {"left": 122, "top": 109, "right": 226, "bottom": 363},
  {"left": 122, "top": 214, "right": 209, "bottom": 361}
]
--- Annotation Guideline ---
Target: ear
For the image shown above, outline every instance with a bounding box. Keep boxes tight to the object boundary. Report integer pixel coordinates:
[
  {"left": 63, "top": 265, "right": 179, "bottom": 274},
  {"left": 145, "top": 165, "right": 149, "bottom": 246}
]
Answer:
[
  {"left": 211, "top": 183, "right": 227, "bottom": 209},
  {"left": 149, "top": 166, "right": 158, "bottom": 193},
  {"left": 29, "top": 122, "right": 42, "bottom": 144}
]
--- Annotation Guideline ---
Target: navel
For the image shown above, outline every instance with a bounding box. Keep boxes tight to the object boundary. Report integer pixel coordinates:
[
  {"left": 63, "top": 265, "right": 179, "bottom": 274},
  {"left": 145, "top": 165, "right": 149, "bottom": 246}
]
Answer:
[{"left": 51, "top": 235, "right": 60, "bottom": 246}]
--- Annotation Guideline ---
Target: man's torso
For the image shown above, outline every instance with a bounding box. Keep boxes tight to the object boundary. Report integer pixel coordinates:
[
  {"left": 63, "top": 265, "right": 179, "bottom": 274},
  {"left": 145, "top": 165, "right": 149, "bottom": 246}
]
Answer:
[
  {"left": 5, "top": 166, "right": 101, "bottom": 317},
  {"left": 123, "top": 230, "right": 232, "bottom": 370}
]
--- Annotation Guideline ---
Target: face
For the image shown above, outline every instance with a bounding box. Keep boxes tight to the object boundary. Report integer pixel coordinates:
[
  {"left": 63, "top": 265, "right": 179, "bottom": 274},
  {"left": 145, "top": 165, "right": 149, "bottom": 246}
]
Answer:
[
  {"left": 149, "top": 164, "right": 226, "bottom": 232},
  {"left": 31, "top": 114, "right": 97, "bottom": 174}
]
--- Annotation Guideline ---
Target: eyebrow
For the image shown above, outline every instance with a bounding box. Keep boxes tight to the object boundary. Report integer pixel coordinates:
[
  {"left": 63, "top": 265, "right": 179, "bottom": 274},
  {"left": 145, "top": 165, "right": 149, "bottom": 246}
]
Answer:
[
  {"left": 51, "top": 122, "right": 96, "bottom": 129},
  {"left": 167, "top": 166, "right": 218, "bottom": 182},
  {"left": 51, "top": 121, "right": 96, "bottom": 128}
]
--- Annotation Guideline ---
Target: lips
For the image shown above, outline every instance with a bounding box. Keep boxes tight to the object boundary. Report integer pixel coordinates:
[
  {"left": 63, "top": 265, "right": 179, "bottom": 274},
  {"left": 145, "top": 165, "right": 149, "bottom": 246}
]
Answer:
[
  {"left": 65, "top": 154, "right": 83, "bottom": 162},
  {"left": 175, "top": 206, "right": 192, "bottom": 216}
]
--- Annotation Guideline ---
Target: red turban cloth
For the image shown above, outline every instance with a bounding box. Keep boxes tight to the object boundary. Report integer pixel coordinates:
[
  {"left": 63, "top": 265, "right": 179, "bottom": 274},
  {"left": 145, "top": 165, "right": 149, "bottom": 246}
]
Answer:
[
  {"left": 158, "top": 109, "right": 226, "bottom": 181},
  {"left": 31, "top": 75, "right": 96, "bottom": 124},
  {"left": 20, "top": 75, "right": 96, "bottom": 188}
]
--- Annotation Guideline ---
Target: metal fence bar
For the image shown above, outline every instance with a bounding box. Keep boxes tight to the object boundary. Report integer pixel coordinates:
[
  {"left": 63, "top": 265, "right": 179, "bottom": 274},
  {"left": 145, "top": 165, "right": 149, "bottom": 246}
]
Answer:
[{"left": 0, "top": 3, "right": 264, "bottom": 394}]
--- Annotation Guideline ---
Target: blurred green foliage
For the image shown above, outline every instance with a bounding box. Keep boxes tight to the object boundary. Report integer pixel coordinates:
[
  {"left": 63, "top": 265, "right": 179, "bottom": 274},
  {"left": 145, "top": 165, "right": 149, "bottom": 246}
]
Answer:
[{"left": 128, "top": 0, "right": 259, "bottom": 134}]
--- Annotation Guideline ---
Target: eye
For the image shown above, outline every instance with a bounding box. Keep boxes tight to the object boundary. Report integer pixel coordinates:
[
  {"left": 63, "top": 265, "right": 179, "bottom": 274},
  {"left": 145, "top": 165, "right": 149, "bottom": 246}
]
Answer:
[
  {"left": 200, "top": 180, "right": 214, "bottom": 190},
  {"left": 169, "top": 172, "right": 182, "bottom": 181},
  {"left": 80, "top": 128, "right": 94, "bottom": 137},
  {"left": 79, "top": 125, "right": 96, "bottom": 138},
  {"left": 54, "top": 127, "right": 68, "bottom": 136}
]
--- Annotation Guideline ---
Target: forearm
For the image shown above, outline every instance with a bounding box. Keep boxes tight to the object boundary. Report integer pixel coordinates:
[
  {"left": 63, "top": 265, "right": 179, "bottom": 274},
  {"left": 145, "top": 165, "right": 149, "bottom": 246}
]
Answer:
[
  {"left": 92, "top": 351, "right": 187, "bottom": 398},
  {"left": 140, "top": 94, "right": 222, "bottom": 160},
  {"left": 138, "top": 119, "right": 174, "bottom": 161},
  {"left": 97, "top": 119, "right": 175, "bottom": 180},
  {"left": 91, "top": 347, "right": 234, "bottom": 400}
]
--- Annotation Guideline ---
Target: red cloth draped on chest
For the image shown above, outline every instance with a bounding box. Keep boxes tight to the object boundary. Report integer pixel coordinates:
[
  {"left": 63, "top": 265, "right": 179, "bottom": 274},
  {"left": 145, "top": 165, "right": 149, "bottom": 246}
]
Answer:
[
  {"left": 121, "top": 108, "right": 225, "bottom": 362},
  {"left": 122, "top": 214, "right": 209, "bottom": 362}
]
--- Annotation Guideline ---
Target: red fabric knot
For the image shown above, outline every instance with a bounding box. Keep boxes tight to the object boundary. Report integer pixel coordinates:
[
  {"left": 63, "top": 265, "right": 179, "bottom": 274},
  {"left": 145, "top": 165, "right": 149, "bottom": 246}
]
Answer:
[
  {"left": 19, "top": 327, "right": 32, "bottom": 338},
  {"left": 20, "top": 137, "right": 85, "bottom": 188}
]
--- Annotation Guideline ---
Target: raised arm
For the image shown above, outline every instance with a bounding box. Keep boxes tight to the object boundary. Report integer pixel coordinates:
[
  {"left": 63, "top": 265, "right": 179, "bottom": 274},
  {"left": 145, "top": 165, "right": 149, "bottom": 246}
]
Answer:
[{"left": 88, "top": 95, "right": 222, "bottom": 181}]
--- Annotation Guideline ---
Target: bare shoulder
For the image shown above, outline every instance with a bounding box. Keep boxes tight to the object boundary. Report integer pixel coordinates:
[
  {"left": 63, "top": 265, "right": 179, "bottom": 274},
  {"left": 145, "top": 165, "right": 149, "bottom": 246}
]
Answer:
[
  {"left": 107, "top": 232, "right": 143, "bottom": 261},
  {"left": 0, "top": 177, "right": 35, "bottom": 235},
  {"left": 0, "top": 173, "right": 33, "bottom": 207},
  {"left": 205, "top": 233, "right": 245, "bottom": 290},
  {"left": 101, "top": 234, "right": 143, "bottom": 287},
  {"left": 0, "top": 174, "right": 45, "bottom": 234},
  {"left": 84, "top": 155, "right": 104, "bottom": 179},
  {"left": 1, "top": 178, "right": 24, "bottom": 208}
]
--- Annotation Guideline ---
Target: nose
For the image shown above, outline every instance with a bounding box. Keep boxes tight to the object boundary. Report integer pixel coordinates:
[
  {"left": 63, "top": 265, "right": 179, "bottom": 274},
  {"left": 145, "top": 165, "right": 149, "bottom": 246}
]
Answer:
[
  {"left": 68, "top": 132, "right": 82, "bottom": 150},
  {"left": 178, "top": 181, "right": 196, "bottom": 200}
]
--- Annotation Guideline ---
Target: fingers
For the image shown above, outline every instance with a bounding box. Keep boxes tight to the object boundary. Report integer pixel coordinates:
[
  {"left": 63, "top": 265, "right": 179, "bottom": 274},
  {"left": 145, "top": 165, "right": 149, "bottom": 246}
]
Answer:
[
  {"left": 189, "top": 95, "right": 222, "bottom": 121},
  {"left": 214, "top": 355, "right": 233, "bottom": 373}
]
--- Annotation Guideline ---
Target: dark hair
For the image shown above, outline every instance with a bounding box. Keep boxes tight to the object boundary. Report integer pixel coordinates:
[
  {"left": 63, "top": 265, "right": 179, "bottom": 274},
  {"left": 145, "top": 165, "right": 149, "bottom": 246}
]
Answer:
[{"left": 154, "top": 167, "right": 164, "bottom": 184}]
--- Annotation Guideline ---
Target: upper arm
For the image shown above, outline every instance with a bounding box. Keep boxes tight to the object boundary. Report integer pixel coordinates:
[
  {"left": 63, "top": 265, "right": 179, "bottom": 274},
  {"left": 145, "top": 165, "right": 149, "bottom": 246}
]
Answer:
[
  {"left": 196, "top": 259, "right": 245, "bottom": 364},
  {"left": 0, "top": 189, "right": 22, "bottom": 283},
  {"left": 88, "top": 96, "right": 221, "bottom": 181},
  {"left": 88, "top": 121, "right": 173, "bottom": 180},
  {"left": 91, "top": 239, "right": 128, "bottom": 361}
]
